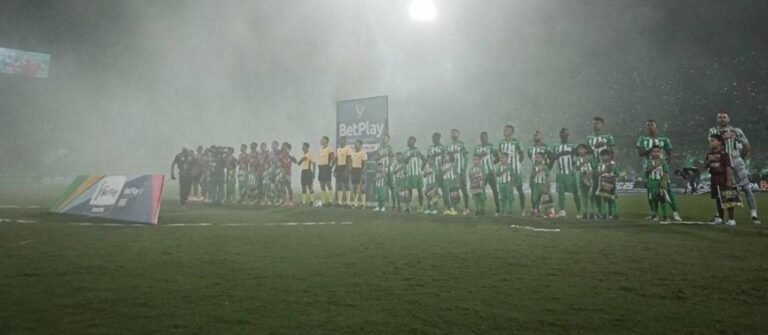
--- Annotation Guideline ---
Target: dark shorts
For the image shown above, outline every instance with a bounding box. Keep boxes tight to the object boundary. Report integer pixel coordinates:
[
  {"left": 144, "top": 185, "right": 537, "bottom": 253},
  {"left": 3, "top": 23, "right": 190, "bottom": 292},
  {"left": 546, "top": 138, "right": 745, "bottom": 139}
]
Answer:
[
  {"left": 336, "top": 166, "right": 350, "bottom": 187},
  {"left": 710, "top": 176, "right": 727, "bottom": 199},
  {"left": 301, "top": 169, "right": 314, "bottom": 188},
  {"left": 318, "top": 165, "right": 332, "bottom": 182},
  {"left": 351, "top": 168, "right": 364, "bottom": 186}
]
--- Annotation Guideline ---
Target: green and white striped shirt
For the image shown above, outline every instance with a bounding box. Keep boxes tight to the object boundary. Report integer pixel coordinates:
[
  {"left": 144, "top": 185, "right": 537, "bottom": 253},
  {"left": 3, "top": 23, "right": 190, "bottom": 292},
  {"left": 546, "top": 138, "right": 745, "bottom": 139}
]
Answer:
[
  {"left": 375, "top": 172, "right": 387, "bottom": 188},
  {"left": 404, "top": 147, "right": 423, "bottom": 176},
  {"left": 426, "top": 144, "right": 446, "bottom": 173},
  {"left": 552, "top": 143, "right": 576, "bottom": 175},
  {"left": 375, "top": 144, "right": 393, "bottom": 171},
  {"left": 494, "top": 163, "right": 512, "bottom": 184},
  {"left": 708, "top": 125, "right": 749, "bottom": 159},
  {"left": 474, "top": 143, "right": 497, "bottom": 172},
  {"left": 499, "top": 138, "right": 523, "bottom": 174},
  {"left": 531, "top": 164, "right": 547, "bottom": 184},
  {"left": 468, "top": 165, "right": 486, "bottom": 193},
  {"left": 644, "top": 159, "right": 668, "bottom": 180},
  {"left": 636, "top": 135, "right": 672, "bottom": 162},
  {"left": 422, "top": 165, "right": 436, "bottom": 187},
  {"left": 442, "top": 161, "right": 458, "bottom": 181},
  {"left": 527, "top": 144, "right": 550, "bottom": 168},
  {"left": 587, "top": 133, "right": 615, "bottom": 159},
  {"left": 446, "top": 141, "right": 469, "bottom": 173}
]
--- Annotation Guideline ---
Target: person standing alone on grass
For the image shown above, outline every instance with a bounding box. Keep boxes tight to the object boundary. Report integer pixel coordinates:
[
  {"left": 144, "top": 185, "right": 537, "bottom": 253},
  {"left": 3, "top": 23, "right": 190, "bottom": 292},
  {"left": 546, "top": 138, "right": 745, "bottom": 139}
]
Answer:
[
  {"left": 706, "top": 134, "right": 735, "bottom": 225},
  {"left": 171, "top": 147, "right": 192, "bottom": 206},
  {"left": 297, "top": 142, "right": 315, "bottom": 206},
  {"left": 708, "top": 111, "right": 760, "bottom": 224},
  {"left": 552, "top": 128, "right": 580, "bottom": 218},
  {"left": 637, "top": 119, "right": 682, "bottom": 221}
]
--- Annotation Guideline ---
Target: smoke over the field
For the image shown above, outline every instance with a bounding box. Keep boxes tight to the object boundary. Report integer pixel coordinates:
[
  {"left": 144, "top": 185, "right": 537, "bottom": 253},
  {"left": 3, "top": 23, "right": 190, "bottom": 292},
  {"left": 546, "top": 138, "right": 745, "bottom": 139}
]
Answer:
[{"left": 1, "top": 0, "right": 767, "bottom": 177}]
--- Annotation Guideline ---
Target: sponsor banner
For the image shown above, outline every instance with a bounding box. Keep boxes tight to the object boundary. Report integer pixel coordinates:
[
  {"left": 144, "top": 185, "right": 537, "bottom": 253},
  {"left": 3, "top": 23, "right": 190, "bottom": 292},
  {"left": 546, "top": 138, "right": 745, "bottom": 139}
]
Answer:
[
  {"left": 337, "top": 96, "right": 388, "bottom": 203},
  {"left": 1, "top": 47, "right": 51, "bottom": 78},
  {"left": 50, "top": 175, "right": 165, "bottom": 224}
]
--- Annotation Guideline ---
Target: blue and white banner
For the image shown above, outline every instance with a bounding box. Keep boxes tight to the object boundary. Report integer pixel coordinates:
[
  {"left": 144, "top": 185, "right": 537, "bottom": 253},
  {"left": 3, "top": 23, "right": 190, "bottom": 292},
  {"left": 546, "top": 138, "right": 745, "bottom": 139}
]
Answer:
[{"left": 337, "top": 96, "right": 389, "bottom": 203}]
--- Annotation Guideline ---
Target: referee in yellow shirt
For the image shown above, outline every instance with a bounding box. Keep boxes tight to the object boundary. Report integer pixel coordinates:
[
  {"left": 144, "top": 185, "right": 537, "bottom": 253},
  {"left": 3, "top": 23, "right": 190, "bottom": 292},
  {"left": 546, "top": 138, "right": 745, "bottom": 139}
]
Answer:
[
  {"left": 334, "top": 136, "right": 353, "bottom": 206},
  {"left": 298, "top": 142, "right": 316, "bottom": 206},
  {"left": 317, "top": 136, "right": 335, "bottom": 206},
  {"left": 350, "top": 139, "right": 368, "bottom": 208}
]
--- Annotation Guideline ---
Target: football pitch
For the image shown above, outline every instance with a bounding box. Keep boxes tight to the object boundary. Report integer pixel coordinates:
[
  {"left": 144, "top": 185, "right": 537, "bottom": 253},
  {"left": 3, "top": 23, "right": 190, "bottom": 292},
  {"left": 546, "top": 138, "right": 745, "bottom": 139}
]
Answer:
[{"left": 1, "top": 190, "right": 767, "bottom": 334}]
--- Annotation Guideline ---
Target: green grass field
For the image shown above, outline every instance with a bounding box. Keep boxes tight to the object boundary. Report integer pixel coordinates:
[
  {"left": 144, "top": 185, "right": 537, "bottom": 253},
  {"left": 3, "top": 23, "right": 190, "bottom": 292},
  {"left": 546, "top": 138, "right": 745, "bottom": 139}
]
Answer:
[{"left": 1, "top": 188, "right": 767, "bottom": 334}]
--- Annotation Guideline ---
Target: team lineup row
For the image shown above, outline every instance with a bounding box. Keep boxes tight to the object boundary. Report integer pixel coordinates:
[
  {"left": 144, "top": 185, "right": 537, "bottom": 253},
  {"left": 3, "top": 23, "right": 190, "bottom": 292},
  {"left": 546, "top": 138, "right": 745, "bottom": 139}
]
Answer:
[{"left": 170, "top": 112, "right": 760, "bottom": 223}]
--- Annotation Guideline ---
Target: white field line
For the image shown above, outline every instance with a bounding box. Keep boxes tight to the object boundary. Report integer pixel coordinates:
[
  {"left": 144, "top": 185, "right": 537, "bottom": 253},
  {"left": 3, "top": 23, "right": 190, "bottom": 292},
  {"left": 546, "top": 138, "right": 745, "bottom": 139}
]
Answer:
[
  {"left": 0, "top": 205, "right": 41, "bottom": 209},
  {"left": 0, "top": 218, "right": 37, "bottom": 223},
  {"left": 509, "top": 225, "right": 561, "bottom": 232},
  {"left": 658, "top": 221, "right": 715, "bottom": 225},
  {"left": 67, "top": 221, "right": 354, "bottom": 227}
]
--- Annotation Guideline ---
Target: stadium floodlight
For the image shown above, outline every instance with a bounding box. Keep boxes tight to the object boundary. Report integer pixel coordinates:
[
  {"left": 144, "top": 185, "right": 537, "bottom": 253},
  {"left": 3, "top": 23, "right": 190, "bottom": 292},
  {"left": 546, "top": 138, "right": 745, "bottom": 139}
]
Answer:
[{"left": 410, "top": 0, "right": 437, "bottom": 21}]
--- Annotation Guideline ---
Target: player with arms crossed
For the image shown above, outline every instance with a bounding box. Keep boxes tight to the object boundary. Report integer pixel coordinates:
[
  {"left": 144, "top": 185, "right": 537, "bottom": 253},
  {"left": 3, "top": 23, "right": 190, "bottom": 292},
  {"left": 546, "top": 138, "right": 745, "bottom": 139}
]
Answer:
[
  {"left": 637, "top": 119, "right": 682, "bottom": 221},
  {"left": 708, "top": 111, "right": 760, "bottom": 224}
]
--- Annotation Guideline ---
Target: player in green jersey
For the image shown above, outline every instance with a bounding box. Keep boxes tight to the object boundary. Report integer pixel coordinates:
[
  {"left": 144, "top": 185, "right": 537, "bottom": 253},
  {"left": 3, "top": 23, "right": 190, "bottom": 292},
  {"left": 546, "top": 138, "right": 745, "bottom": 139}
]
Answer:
[
  {"left": 574, "top": 144, "right": 596, "bottom": 219},
  {"left": 530, "top": 152, "right": 553, "bottom": 218},
  {"left": 527, "top": 130, "right": 550, "bottom": 215},
  {"left": 448, "top": 129, "right": 471, "bottom": 214},
  {"left": 644, "top": 145, "right": 670, "bottom": 221},
  {"left": 440, "top": 152, "right": 459, "bottom": 215},
  {"left": 427, "top": 132, "right": 448, "bottom": 210},
  {"left": 636, "top": 119, "right": 682, "bottom": 221},
  {"left": 587, "top": 117, "right": 615, "bottom": 160},
  {"left": 495, "top": 152, "right": 514, "bottom": 216},
  {"left": 376, "top": 134, "right": 394, "bottom": 209},
  {"left": 404, "top": 136, "right": 426, "bottom": 213},
  {"left": 708, "top": 111, "right": 760, "bottom": 224},
  {"left": 474, "top": 132, "right": 500, "bottom": 214},
  {"left": 552, "top": 128, "right": 581, "bottom": 217},
  {"left": 596, "top": 149, "right": 620, "bottom": 220},
  {"left": 421, "top": 161, "right": 440, "bottom": 214},
  {"left": 391, "top": 152, "right": 407, "bottom": 212},
  {"left": 499, "top": 125, "right": 526, "bottom": 214},
  {"left": 468, "top": 155, "right": 488, "bottom": 216},
  {"left": 373, "top": 162, "right": 389, "bottom": 212}
]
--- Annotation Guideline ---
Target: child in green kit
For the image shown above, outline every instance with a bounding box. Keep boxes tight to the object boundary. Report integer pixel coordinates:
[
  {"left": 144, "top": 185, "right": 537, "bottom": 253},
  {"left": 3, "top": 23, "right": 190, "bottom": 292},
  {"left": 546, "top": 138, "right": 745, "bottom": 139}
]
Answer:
[{"left": 468, "top": 155, "right": 488, "bottom": 216}]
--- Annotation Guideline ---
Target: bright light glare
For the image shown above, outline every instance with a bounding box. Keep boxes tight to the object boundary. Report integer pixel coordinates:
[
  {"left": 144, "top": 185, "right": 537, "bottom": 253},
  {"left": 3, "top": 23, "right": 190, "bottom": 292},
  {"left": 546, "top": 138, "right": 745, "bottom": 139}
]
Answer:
[{"left": 410, "top": 0, "right": 437, "bottom": 21}]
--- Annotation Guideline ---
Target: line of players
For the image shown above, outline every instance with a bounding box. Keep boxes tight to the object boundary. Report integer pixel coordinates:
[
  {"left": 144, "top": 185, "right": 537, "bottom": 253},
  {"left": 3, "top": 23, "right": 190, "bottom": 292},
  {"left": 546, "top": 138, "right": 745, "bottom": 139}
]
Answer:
[{"left": 170, "top": 112, "right": 760, "bottom": 224}]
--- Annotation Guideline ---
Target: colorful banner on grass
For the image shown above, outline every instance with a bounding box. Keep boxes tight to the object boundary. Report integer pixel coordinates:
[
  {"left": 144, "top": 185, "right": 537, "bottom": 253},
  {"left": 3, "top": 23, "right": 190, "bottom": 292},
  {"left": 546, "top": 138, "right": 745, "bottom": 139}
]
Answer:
[{"left": 51, "top": 175, "right": 165, "bottom": 224}]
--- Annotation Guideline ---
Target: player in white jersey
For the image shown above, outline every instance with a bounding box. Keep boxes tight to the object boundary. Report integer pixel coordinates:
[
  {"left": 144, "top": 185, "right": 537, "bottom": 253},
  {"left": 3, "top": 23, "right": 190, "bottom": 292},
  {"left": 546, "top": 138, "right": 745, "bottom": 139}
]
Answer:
[{"left": 708, "top": 110, "right": 760, "bottom": 224}]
